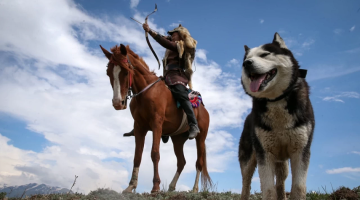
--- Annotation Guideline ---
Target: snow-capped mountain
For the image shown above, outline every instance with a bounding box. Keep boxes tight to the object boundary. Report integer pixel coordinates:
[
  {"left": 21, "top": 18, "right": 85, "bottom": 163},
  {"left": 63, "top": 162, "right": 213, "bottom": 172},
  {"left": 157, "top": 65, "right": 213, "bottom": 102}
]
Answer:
[{"left": 0, "top": 183, "right": 71, "bottom": 198}]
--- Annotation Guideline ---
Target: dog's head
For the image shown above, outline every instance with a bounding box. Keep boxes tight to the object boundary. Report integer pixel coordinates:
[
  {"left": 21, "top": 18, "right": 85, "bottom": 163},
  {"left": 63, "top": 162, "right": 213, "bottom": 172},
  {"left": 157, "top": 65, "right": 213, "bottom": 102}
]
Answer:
[{"left": 241, "top": 33, "right": 299, "bottom": 100}]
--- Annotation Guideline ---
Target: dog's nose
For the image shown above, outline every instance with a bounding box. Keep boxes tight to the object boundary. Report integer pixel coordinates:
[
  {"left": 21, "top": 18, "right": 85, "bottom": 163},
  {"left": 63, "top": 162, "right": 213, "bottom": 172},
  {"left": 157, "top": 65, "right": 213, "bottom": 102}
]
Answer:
[{"left": 243, "top": 60, "right": 253, "bottom": 68}]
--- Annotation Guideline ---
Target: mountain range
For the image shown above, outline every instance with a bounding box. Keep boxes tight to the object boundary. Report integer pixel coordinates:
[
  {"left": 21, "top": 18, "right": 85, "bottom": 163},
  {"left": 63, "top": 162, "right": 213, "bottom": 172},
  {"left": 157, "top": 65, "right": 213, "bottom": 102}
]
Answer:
[{"left": 0, "top": 183, "right": 71, "bottom": 198}]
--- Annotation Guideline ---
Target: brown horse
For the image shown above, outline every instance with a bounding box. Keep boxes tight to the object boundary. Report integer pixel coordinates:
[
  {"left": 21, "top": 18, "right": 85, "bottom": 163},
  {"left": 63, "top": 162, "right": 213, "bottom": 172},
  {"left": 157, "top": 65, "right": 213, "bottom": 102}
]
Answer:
[{"left": 100, "top": 44, "right": 212, "bottom": 193}]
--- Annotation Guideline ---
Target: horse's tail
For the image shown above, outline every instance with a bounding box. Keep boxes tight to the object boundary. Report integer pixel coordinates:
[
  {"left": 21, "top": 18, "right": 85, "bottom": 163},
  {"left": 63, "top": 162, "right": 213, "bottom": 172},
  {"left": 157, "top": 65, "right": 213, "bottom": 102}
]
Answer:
[{"left": 201, "top": 144, "right": 213, "bottom": 190}]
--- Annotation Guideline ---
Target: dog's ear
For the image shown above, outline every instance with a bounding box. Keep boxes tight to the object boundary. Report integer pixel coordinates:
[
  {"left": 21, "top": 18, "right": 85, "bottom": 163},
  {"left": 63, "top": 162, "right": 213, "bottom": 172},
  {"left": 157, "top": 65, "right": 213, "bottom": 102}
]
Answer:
[
  {"left": 244, "top": 45, "right": 250, "bottom": 53},
  {"left": 272, "top": 33, "right": 288, "bottom": 49}
]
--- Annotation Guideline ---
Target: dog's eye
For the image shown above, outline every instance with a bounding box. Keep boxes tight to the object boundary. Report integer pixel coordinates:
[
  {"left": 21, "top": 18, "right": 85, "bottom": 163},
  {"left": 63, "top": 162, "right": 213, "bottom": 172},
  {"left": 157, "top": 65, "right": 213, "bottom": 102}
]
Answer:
[{"left": 260, "top": 53, "right": 270, "bottom": 58}]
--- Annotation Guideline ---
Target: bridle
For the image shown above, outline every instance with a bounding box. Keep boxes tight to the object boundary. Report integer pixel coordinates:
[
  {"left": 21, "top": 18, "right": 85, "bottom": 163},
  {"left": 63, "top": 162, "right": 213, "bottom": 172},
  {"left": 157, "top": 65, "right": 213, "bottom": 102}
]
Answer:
[{"left": 110, "top": 54, "right": 161, "bottom": 101}]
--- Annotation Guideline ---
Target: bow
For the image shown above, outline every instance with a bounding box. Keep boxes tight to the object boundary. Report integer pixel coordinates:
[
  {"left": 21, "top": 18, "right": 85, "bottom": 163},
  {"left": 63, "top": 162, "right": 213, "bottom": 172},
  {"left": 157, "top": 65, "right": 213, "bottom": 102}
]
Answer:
[{"left": 145, "top": 4, "right": 161, "bottom": 69}]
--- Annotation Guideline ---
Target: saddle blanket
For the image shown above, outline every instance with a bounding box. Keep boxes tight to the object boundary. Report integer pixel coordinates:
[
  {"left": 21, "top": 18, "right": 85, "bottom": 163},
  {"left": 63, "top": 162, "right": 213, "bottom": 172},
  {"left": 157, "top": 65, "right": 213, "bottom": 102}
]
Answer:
[{"left": 177, "top": 90, "right": 203, "bottom": 108}]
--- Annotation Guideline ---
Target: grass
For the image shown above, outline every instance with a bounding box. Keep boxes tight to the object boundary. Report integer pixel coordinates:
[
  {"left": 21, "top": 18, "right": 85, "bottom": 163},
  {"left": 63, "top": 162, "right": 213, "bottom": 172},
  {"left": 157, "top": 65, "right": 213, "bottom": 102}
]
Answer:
[{"left": 2, "top": 186, "right": 360, "bottom": 200}]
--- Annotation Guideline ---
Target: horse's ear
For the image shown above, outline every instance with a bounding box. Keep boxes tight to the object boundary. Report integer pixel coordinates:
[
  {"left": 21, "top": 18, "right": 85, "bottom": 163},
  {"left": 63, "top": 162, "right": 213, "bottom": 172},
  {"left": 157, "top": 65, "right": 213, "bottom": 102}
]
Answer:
[
  {"left": 120, "top": 44, "right": 127, "bottom": 56},
  {"left": 100, "top": 45, "right": 112, "bottom": 60},
  {"left": 244, "top": 45, "right": 250, "bottom": 52}
]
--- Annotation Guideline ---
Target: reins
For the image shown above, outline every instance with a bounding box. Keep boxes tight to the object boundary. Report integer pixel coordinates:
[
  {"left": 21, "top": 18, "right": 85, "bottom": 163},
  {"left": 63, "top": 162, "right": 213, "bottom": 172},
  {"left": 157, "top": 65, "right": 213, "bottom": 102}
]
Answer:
[{"left": 121, "top": 55, "right": 161, "bottom": 100}]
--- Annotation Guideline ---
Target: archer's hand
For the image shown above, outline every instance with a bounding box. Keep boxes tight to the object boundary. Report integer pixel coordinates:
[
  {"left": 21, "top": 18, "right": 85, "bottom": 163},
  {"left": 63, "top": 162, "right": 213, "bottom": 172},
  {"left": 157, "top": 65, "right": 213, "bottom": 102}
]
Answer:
[{"left": 143, "top": 24, "right": 150, "bottom": 32}]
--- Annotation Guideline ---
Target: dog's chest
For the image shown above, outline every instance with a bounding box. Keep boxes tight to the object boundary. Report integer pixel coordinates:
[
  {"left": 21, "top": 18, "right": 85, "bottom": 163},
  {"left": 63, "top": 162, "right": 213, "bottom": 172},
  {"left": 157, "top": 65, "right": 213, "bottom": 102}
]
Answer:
[
  {"left": 255, "top": 100, "right": 310, "bottom": 159},
  {"left": 263, "top": 100, "right": 294, "bottom": 129}
]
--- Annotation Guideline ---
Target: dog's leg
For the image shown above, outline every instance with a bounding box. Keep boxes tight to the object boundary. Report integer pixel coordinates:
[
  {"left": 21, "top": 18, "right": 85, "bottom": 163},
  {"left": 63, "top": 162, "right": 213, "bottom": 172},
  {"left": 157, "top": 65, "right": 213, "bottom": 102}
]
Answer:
[
  {"left": 258, "top": 154, "right": 277, "bottom": 200},
  {"left": 289, "top": 152, "right": 309, "bottom": 200},
  {"left": 275, "top": 161, "right": 289, "bottom": 200},
  {"left": 239, "top": 115, "right": 257, "bottom": 200},
  {"left": 239, "top": 152, "right": 256, "bottom": 200}
]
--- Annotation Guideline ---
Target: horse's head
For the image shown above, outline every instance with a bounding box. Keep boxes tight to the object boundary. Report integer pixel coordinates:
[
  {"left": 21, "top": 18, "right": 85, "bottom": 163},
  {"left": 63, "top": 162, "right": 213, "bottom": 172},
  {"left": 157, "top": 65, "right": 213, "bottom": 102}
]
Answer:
[{"left": 100, "top": 44, "right": 134, "bottom": 110}]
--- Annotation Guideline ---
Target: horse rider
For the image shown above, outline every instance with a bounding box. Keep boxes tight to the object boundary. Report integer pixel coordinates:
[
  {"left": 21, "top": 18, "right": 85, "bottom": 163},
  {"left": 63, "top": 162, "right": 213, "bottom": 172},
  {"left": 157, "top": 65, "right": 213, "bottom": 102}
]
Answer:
[{"left": 123, "top": 24, "right": 200, "bottom": 140}]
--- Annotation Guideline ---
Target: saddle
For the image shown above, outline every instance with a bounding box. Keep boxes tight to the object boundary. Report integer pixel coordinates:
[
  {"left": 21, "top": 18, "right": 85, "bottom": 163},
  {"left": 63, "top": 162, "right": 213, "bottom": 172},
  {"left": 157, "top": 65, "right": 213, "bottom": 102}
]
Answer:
[{"left": 164, "top": 90, "right": 203, "bottom": 137}]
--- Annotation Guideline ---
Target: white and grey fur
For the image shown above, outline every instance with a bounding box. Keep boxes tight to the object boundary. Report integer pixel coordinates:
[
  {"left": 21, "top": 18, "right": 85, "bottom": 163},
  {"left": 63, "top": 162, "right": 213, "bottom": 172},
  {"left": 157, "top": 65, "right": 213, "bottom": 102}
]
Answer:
[{"left": 238, "top": 33, "right": 315, "bottom": 200}]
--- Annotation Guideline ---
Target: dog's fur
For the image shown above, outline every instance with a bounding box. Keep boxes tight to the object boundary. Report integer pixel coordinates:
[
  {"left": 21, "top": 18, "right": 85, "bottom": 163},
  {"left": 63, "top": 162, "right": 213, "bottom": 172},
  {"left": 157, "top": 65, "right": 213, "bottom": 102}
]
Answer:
[{"left": 238, "top": 33, "right": 315, "bottom": 200}]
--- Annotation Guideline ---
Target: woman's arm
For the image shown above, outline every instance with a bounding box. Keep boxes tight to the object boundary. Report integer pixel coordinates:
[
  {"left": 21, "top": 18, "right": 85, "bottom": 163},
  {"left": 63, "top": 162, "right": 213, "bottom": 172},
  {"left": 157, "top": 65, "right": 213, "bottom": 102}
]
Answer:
[{"left": 143, "top": 24, "right": 177, "bottom": 52}]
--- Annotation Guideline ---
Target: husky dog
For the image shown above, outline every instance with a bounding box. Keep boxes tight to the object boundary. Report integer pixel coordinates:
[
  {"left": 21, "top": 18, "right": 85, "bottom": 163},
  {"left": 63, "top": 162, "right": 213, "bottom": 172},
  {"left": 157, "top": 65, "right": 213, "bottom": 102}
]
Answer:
[{"left": 238, "top": 33, "right": 315, "bottom": 200}]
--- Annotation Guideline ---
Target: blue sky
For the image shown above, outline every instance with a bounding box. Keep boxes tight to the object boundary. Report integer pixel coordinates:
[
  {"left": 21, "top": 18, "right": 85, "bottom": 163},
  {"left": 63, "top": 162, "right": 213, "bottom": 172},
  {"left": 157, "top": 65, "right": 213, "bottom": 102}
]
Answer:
[{"left": 0, "top": 0, "right": 359, "bottom": 194}]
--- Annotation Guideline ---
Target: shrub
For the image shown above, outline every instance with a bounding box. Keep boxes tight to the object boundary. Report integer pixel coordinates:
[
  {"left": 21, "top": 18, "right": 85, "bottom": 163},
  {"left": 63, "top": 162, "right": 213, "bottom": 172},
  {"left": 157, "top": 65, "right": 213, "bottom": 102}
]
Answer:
[
  {"left": 0, "top": 192, "right": 6, "bottom": 200},
  {"left": 328, "top": 186, "right": 358, "bottom": 200}
]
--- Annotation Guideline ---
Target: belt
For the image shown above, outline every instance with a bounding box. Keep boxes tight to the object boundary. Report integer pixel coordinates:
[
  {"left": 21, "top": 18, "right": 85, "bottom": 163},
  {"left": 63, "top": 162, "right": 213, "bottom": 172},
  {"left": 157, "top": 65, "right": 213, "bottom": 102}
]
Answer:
[{"left": 166, "top": 64, "right": 182, "bottom": 71}]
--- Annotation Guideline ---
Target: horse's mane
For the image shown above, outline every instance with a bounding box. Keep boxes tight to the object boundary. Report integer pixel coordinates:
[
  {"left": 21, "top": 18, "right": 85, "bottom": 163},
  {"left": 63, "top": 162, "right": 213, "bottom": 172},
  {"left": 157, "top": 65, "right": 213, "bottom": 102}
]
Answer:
[
  {"left": 110, "top": 45, "right": 156, "bottom": 75},
  {"left": 126, "top": 46, "right": 150, "bottom": 70}
]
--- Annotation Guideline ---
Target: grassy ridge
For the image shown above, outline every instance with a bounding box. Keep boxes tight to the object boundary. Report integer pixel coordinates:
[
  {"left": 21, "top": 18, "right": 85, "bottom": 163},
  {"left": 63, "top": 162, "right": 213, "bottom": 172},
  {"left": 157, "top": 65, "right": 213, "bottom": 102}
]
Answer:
[{"left": 1, "top": 186, "right": 360, "bottom": 200}]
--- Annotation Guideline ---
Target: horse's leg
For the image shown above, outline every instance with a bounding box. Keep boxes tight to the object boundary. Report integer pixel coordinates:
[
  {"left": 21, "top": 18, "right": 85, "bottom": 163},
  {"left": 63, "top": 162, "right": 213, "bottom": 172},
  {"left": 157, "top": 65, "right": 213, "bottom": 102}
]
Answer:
[
  {"left": 150, "top": 115, "right": 164, "bottom": 193},
  {"left": 122, "top": 126, "right": 147, "bottom": 193},
  {"left": 168, "top": 134, "right": 188, "bottom": 192},
  {"left": 192, "top": 126, "right": 212, "bottom": 193},
  {"left": 192, "top": 136, "right": 203, "bottom": 193}
]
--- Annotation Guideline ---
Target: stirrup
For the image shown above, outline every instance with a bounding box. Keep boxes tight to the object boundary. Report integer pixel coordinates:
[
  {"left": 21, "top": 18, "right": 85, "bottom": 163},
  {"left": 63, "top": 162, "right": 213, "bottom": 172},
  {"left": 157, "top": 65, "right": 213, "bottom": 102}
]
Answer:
[{"left": 123, "top": 130, "right": 134, "bottom": 137}]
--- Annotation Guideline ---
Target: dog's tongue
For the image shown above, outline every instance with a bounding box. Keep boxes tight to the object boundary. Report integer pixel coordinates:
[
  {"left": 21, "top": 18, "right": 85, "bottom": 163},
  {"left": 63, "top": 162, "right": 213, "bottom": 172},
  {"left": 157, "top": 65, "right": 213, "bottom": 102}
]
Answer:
[{"left": 250, "top": 74, "right": 267, "bottom": 92}]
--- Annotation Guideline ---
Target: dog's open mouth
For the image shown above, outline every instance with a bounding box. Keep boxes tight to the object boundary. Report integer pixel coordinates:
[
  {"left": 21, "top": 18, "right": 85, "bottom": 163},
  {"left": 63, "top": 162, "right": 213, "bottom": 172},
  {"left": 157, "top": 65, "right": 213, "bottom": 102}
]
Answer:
[{"left": 249, "top": 68, "right": 277, "bottom": 92}]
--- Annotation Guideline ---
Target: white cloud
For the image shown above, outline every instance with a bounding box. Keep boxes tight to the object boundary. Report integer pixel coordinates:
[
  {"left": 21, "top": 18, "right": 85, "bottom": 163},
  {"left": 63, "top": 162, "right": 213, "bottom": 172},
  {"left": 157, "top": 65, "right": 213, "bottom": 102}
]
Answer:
[
  {"left": 259, "top": 19, "right": 264, "bottom": 24},
  {"left": 350, "top": 25, "right": 355, "bottom": 32},
  {"left": 342, "top": 92, "right": 360, "bottom": 98},
  {"left": 333, "top": 29, "right": 343, "bottom": 35},
  {"left": 196, "top": 49, "right": 207, "bottom": 62},
  {"left": 192, "top": 54, "right": 251, "bottom": 129},
  {"left": 326, "top": 167, "right": 360, "bottom": 174},
  {"left": 307, "top": 65, "right": 360, "bottom": 81},
  {"left": 176, "top": 184, "right": 190, "bottom": 191},
  {"left": 277, "top": 29, "right": 287, "bottom": 34},
  {"left": 0, "top": 134, "right": 129, "bottom": 192},
  {"left": 130, "top": 0, "right": 140, "bottom": 9},
  {"left": 294, "top": 51, "right": 303, "bottom": 57},
  {"left": 283, "top": 37, "right": 298, "bottom": 48},
  {"left": 302, "top": 39, "right": 315, "bottom": 48},
  {"left": 280, "top": 36, "right": 315, "bottom": 56},
  {"left": 344, "top": 47, "right": 360, "bottom": 54},
  {"left": 251, "top": 177, "right": 259, "bottom": 182},
  {"left": 351, "top": 151, "right": 360, "bottom": 155},
  {"left": 226, "top": 59, "right": 241, "bottom": 67},
  {"left": 323, "top": 92, "right": 360, "bottom": 103},
  {"left": 323, "top": 97, "right": 344, "bottom": 103},
  {"left": 0, "top": 0, "right": 251, "bottom": 193},
  {"left": 169, "top": 22, "right": 181, "bottom": 28}
]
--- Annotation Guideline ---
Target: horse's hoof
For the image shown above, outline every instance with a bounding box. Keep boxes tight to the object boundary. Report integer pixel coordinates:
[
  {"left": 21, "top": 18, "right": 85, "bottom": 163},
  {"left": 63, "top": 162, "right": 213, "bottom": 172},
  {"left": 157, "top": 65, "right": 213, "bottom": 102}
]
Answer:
[
  {"left": 168, "top": 186, "right": 175, "bottom": 192},
  {"left": 151, "top": 189, "right": 160, "bottom": 194},
  {"left": 122, "top": 186, "right": 134, "bottom": 194}
]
